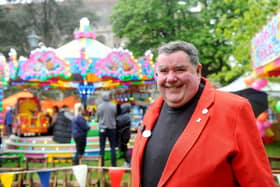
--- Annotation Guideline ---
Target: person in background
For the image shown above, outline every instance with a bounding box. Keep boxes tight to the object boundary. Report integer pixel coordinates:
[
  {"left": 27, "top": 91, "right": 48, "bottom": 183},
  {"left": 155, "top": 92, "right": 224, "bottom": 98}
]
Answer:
[
  {"left": 47, "top": 105, "right": 59, "bottom": 135},
  {"left": 45, "top": 109, "right": 52, "bottom": 135},
  {"left": 131, "top": 41, "right": 274, "bottom": 187},
  {"left": 45, "top": 110, "right": 52, "bottom": 126},
  {"left": 72, "top": 103, "right": 90, "bottom": 165},
  {"left": 116, "top": 103, "right": 121, "bottom": 116},
  {"left": 4, "top": 106, "right": 14, "bottom": 136},
  {"left": 116, "top": 103, "right": 132, "bottom": 167},
  {"left": 53, "top": 105, "right": 73, "bottom": 143},
  {"left": 0, "top": 134, "right": 1, "bottom": 146},
  {"left": 51, "top": 106, "right": 59, "bottom": 124},
  {"left": 96, "top": 92, "right": 117, "bottom": 166}
]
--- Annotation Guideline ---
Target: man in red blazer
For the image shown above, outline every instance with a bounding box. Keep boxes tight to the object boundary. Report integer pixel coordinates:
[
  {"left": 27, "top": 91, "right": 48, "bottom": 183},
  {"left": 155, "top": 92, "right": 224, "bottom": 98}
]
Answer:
[{"left": 131, "top": 41, "right": 274, "bottom": 187}]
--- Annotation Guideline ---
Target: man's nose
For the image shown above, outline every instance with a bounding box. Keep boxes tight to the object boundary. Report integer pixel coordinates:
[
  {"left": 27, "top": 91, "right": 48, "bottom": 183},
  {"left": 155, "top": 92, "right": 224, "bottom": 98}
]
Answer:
[{"left": 166, "top": 71, "right": 178, "bottom": 82}]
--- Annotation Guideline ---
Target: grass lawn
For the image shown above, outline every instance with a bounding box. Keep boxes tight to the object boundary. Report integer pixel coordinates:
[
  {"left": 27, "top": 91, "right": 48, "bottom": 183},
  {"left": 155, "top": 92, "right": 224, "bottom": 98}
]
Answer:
[
  {"left": 265, "top": 142, "right": 280, "bottom": 170},
  {"left": 265, "top": 142, "right": 280, "bottom": 156}
]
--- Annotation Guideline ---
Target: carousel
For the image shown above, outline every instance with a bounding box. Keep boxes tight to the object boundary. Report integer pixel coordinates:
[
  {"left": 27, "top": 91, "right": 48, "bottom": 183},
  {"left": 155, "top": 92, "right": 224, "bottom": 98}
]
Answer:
[{"left": 0, "top": 17, "right": 155, "bottom": 159}]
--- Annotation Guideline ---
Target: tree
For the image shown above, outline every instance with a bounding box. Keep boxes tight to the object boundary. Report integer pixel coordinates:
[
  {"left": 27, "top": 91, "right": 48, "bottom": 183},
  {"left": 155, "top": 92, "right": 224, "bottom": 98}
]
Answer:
[
  {"left": 112, "top": 0, "right": 280, "bottom": 84},
  {"left": 111, "top": 0, "right": 237, "bottom": 80},
  {"left": 0, "top": 0, "right": 98, "bottom": 57},
  {"left": 195, "top": 0, "right": 238, "bottom": 83},
  {"left": 0, "top": 6, "right": 27, "bottom": 56}
]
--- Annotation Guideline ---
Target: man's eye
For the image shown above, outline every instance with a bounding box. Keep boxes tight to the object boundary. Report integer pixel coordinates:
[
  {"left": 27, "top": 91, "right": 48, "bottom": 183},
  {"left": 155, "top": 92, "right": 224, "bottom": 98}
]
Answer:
[
  {"left": 159, "top": 69, "right": 168, "bottom": 73},
  {"left": 174, "top": 68, "right": 186, "bottom": 72}
]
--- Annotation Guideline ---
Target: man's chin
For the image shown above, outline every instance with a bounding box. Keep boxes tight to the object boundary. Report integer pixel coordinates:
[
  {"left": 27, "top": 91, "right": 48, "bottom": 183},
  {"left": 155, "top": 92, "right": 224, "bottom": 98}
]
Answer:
[{"left": 166, "top": 99, "right": 182, "bottom": 108}]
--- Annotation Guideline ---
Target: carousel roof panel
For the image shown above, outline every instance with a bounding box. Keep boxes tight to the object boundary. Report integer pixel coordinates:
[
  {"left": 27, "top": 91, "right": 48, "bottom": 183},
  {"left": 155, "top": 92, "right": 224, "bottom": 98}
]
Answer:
[{"left": 55, "top": 39, "right": 112, "bottom": 59}]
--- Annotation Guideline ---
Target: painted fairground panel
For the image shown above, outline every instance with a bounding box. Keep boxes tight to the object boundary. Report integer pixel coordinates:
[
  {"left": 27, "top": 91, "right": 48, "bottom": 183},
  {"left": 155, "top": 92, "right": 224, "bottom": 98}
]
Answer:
[
  {"left": 251, "top": 12, "right": 280, "bottom": 77},
  {"left": 12, "top": 97, "right": 48, "bottom": 136}
]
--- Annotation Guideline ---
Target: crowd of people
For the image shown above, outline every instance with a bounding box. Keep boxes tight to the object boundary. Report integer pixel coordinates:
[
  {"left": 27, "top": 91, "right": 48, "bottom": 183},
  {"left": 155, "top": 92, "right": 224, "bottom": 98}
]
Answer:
[
  {"left": 42, "top": 97, "right": 132, "bottom": 167},
  {"left": 2, "top": 95, "right": 133, "bottom": 167}
]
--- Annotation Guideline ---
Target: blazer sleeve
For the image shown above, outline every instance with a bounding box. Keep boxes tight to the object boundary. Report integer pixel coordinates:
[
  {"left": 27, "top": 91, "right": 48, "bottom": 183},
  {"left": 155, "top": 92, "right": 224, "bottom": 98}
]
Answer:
[{"left": 232, "top": 101, "right": 274, "bottom": 187}]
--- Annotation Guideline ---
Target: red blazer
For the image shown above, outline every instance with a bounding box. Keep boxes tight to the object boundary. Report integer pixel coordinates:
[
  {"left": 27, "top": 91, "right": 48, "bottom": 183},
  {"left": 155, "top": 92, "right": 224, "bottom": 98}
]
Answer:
[{"left": 131, "top": 78, "right": 274, "bottom": 187}]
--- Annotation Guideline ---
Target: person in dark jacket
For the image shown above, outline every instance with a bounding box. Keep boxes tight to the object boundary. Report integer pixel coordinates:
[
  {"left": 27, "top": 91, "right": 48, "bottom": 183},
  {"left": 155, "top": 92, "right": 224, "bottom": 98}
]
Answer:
[
  {"left": 116, "top": 103, "right": 131, "bottom": 167},
  {"left": 53, "top": 105, "right": 73, "bottom": 143},
  {"left": 4, "top": 106, "right": 14, "bottom": 136},
  {"left": 72, "top": 103, "right": 90, "bottom": 165}
]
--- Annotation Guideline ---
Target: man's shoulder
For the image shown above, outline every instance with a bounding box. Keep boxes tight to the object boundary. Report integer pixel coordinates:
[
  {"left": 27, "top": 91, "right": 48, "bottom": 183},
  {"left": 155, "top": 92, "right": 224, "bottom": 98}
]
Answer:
[{"left": 215, "top": 89, "right": 248, "bottom": 103}]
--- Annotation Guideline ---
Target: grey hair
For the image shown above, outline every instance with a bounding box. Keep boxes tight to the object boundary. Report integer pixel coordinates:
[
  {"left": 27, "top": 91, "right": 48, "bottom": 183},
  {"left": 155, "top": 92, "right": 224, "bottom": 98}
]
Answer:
[{"left": 158, "top": 41, "right": 200, "bottom": 66}]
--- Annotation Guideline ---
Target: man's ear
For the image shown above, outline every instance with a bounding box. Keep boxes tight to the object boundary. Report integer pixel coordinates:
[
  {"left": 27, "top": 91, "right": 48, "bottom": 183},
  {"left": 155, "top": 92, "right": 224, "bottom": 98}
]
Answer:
[{"left": 196, "top": 64, "right": 202, "bottom": 75}]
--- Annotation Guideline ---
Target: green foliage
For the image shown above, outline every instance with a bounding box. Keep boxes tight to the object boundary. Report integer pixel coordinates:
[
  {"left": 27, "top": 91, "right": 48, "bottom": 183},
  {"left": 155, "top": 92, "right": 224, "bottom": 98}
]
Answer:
[
  {"left": 112, "top": 0, "right": 236, "bottom": 80},
  {"left": 268, "top": 96, "right": 277, "bottom": 113},
  {"left": 215, "top": 0, "right": 280, "bottom": 83},
  {"left": 112, "top": 0, "right": 280, "bottom": 85},
  {"left": 112, "top": 0, "right": 190, "bottom": 56},
  {"left": 0, "top": 0, "right": 98, "bottom": 57}
]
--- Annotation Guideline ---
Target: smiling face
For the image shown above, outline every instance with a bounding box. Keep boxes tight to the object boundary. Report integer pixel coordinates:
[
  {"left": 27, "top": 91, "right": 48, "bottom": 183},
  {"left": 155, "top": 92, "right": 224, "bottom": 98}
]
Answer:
[{"left": 156, "top": 50, "right": 202, "bottom": 108}]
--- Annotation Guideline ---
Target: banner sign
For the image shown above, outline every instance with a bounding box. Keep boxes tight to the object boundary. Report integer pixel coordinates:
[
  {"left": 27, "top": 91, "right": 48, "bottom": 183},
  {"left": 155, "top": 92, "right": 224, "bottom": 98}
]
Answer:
[{"left": 251, "top": 12, "right": 280, "bottom": 69}]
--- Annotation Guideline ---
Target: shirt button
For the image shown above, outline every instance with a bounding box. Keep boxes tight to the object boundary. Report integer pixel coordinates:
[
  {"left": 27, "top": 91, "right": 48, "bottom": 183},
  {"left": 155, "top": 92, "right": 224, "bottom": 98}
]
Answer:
[{"left": 196, "top": 118, "right": 202, "bottom": 123}]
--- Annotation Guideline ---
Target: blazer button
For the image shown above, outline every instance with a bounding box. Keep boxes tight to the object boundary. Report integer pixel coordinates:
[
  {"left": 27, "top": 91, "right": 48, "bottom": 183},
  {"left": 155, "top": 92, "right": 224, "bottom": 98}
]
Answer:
[
  {"left": 202, "top": 108, "right": 208, "bottom": 114},
  {"left": 142, "top": 130, "right": 152, "bottom": 137}
]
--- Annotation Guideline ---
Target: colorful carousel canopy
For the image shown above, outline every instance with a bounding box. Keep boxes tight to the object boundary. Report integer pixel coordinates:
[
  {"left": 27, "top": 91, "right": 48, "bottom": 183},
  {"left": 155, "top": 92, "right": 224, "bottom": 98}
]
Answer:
[
  {"left": 0, "top": 18, "right": 156, "bottom": 118},
  {"left": 0, "top": 55, "right": 9, "bottom": 125},
  {"left": 56, "top": 17, "right": 111, "bottom": 58},
  {"left": 55, "top": 17, "right": 112, "bottom": 80},
  {"left": 55, "top": 38, "right": 112, "bottom": 59},
  {"left": 0, "top": 54, "right": 9, "bottom": 88},
  {"left": 2, "top": 17, "right": 155, "bottom": 93}
]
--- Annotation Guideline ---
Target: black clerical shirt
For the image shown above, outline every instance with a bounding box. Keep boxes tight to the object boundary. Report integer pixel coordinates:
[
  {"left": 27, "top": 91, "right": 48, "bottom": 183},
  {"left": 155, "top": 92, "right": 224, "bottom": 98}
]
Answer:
[{"left": 141, "top": 84, "right": 204, "bottom": 187}]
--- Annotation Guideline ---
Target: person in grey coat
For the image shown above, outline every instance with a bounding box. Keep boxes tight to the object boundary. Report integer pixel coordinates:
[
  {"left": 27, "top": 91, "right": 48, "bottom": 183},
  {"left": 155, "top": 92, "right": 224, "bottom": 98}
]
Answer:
[{"left": 96, "top": 92, "right": 117, "bottom": 166}]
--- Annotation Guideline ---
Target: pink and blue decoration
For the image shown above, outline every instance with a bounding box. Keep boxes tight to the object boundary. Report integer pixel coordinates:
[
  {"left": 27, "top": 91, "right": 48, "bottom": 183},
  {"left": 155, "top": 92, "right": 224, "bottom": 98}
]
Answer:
[{"left": 19, "top": 48, "right": 70, "bottom": 81}]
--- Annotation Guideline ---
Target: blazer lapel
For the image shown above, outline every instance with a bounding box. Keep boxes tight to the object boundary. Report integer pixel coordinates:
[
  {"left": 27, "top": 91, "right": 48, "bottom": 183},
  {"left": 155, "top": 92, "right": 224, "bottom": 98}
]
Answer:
[
  {"left": 158, "top": 81, "right": 215, "bottom": 187},
  {"left": 133, "top": 98, "right": 164, "bottom": 185}
]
